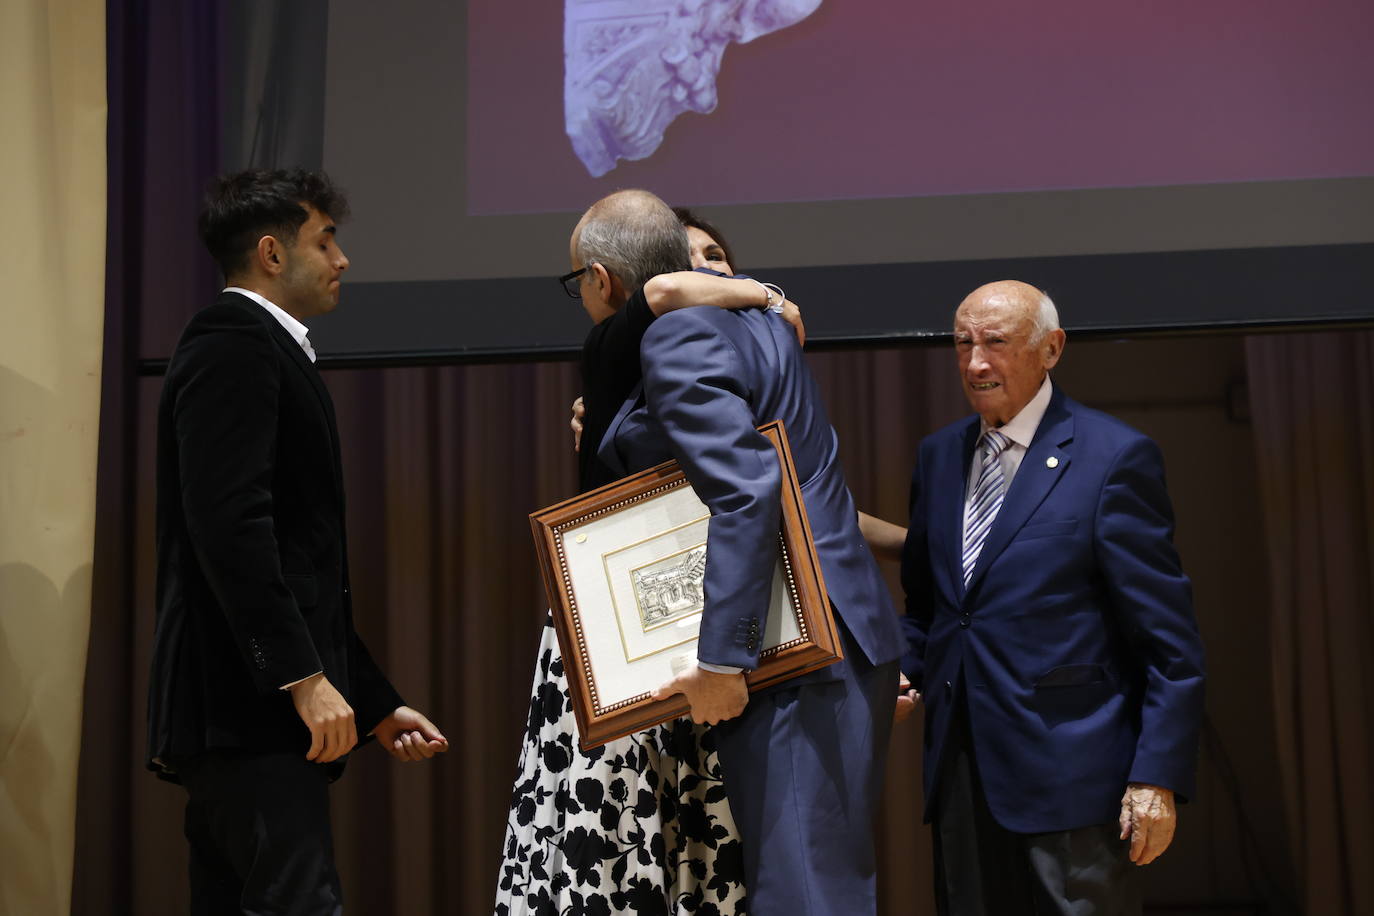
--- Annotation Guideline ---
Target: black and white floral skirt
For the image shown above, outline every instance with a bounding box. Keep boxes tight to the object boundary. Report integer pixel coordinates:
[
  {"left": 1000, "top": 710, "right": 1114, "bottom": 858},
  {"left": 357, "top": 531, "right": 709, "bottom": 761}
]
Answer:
[{"left": 495, "top": 619, "right": 748, "bottom": 915}]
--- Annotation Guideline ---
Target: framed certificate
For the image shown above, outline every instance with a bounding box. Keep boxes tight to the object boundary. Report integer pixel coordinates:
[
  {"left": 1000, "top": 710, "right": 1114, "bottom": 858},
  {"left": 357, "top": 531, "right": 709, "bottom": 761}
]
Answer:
[{"left": 530, "top": 421, "right": 842, "bottom": 750}]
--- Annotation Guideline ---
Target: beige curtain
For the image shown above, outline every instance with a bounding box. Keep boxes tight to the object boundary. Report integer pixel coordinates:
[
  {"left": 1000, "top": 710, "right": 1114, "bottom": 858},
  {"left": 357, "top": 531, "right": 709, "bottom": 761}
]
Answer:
[{"left": 0, "top": 1, "right": 107, "bottom": 914}]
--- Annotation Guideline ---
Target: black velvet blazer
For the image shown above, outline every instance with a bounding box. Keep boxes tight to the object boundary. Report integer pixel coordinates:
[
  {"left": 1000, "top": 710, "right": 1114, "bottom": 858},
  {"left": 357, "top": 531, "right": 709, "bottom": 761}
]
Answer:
[{"left": 146, "top": 291, "right": 401, "bottom": 779}]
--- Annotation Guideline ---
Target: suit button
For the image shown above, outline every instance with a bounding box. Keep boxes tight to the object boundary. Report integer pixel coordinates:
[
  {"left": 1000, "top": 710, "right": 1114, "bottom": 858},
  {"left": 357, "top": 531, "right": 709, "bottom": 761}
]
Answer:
[
  {"left": 945, "top": 681, "right": 952, "bottom": 693},
  {"left": 746, "top": 639, "right": 757, "bottom": 651},
  {"left": 959, "top": 614, "right": 971, "bottom": 629}
]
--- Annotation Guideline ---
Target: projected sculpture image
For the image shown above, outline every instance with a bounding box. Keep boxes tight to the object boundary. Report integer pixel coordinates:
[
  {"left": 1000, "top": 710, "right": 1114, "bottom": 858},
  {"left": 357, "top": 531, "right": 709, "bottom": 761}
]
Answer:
[{"left": 564, "top": 0, "right": 821, "bottom": 176}]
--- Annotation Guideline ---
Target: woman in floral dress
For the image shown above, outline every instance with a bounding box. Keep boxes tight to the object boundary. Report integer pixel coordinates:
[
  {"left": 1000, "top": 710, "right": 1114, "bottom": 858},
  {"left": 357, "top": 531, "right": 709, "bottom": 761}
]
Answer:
[{"left": 496, "top": 211, "right": 788, "bottom": 916}]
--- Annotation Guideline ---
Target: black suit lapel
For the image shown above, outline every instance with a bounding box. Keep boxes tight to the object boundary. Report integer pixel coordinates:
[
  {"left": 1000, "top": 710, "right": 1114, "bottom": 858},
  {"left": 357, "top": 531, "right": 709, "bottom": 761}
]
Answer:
[
  {"left": 258, "top": 305, "right": 353, "bottom": 595},
  {"left": 223, "top": 292, "right": 345, "bottom": 504},
  {"left": 276, "top": 326, "right": 345, "bottom": 505},
  {"left": 964, "top": 387, "right": 1074, "bottom": 595}
]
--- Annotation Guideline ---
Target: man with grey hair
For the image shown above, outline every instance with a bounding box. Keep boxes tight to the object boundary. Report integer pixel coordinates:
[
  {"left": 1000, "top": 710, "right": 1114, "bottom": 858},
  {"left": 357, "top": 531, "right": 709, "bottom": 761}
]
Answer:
[
  {"left": 898, "top": 280, "right": 1207, "bottom": 914},
  {"left": 570, "top": 190, "right": 904, "bottom": 915},
  {"left": 569, "top": 189, "right": 692, "bottom": 312}
]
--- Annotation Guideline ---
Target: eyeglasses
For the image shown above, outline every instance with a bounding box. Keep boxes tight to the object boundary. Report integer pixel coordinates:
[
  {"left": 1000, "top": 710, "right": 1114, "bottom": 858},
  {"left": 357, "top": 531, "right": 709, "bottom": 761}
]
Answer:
[{"left": 558, "top": 265, "right": 592, "bottom": 299}]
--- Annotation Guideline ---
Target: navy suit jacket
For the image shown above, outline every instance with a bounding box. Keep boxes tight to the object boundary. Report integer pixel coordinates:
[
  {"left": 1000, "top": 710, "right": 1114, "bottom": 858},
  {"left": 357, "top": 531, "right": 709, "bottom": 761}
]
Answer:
[
  {"left": 598, "top": 305, "right": 903, "bottom": 672},
  {"left": 901, "top": 385, "right": 1205, "bottom": 833}
]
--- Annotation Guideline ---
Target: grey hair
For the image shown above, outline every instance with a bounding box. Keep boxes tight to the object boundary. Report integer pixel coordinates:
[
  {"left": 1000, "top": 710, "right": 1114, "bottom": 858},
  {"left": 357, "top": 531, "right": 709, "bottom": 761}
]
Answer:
[
  {"left": 574, "top": 190, "right": 691, "bottom": 293},
  {"left": 1028, "top": 290, "right": 1061, "bottom": 343}
]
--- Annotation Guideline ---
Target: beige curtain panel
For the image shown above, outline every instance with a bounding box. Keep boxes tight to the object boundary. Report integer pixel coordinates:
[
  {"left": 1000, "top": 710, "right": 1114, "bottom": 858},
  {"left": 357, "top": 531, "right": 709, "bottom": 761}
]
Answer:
[{"left": 0, "top": 1, "right": 106, "bottom": 914}]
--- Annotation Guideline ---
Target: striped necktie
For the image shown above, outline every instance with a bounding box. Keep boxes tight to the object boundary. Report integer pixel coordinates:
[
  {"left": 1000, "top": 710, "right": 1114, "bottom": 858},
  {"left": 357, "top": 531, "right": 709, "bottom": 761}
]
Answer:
[{"left": 962, "top": 429, "right": 1012, "bottom": 586}]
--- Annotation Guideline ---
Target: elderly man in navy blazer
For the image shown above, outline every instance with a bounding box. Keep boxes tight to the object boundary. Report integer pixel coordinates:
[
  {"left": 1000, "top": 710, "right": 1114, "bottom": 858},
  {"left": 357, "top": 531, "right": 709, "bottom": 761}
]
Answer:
[
  {"left": 573, "top": 189, "right": 904, "bottom": 916},
  {"left": 899, "top": 280, "right": 1206, "bottom": 915}
]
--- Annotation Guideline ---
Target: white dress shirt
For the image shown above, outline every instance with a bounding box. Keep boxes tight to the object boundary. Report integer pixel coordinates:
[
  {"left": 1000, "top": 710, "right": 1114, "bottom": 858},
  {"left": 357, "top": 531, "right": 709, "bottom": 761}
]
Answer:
[
  {"left": 224, "top": 287, "right": 316, "bottom": 363},
  {"left": 963, "top": 374, "right": 1053, "bottom": 536}
]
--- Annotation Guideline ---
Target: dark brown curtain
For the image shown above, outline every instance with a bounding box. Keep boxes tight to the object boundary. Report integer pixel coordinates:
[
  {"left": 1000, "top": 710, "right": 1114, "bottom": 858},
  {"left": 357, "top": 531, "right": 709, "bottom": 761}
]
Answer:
[
  {"left": 268, "top": 350, "right": 962, "bottom": 914},
  {"left": 76, "top": 3, "right": 1361, "bottom": 912},
  {"left": 1246, "top": 331, "right": 1374, "bottom": 916},
  {"left": 81, "top": 334, "right": 1318, "bottom": 914},
  {"left": 807, "top": 348, "right": 969, "bottom": 912},
  {"left": 79, "top": 336, "right": 967, "bottom": 914},
  {"left": 77, "top": 3, "right": 1315, "bottom": 912}
]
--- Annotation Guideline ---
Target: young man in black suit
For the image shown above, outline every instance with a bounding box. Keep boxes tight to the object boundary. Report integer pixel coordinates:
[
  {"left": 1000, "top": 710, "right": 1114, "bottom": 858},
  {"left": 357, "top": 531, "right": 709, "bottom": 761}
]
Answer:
[{"left": 147, "top": 169, "right": 447, "bottom": 914}]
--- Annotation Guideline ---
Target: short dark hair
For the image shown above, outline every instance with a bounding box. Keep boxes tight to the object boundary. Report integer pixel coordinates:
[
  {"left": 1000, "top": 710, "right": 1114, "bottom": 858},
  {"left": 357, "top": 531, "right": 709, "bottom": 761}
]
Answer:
[
  {"left": 673, "top": 207, "right": 737, "bottom": 272},
  {"left": 198, "top": 169, "right": 350, "bottom": 278}
]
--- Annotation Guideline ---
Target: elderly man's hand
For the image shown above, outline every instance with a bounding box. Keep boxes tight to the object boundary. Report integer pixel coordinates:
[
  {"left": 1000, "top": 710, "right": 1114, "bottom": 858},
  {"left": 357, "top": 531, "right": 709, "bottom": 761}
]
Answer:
[
  {"left": 651, "top": 667, "right": 748, "bottom": 725},
  {"left": 1119, "top": 783, "right": 1177, "bottom": 865}
]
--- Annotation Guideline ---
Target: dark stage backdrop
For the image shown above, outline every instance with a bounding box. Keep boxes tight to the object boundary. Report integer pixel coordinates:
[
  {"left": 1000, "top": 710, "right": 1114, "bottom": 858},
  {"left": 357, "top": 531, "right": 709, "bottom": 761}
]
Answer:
[
  {"left": 133, "top": 0, "right": 1374, "bottom": 365},
  {"left": 88, "top": 318, "right": 1374, "bottom": 914},
  {"left": 80, "top": 2, "right": 1374, "bottom": 914}
]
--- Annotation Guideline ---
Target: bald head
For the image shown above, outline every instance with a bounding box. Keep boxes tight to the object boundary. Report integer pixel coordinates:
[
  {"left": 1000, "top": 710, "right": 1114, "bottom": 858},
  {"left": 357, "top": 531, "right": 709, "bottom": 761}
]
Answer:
[
  {"left": 957, "top": 281, "right": 1060, "bottom": 343},
  {"left": 953, "top": 280, "right": 1065, "bottom": 426},
  {"left": 571, "top": 189, "right": 691, "bottom": 296},
  {"left": 576, "top": 189, "right": 673, "bottom": 237}
]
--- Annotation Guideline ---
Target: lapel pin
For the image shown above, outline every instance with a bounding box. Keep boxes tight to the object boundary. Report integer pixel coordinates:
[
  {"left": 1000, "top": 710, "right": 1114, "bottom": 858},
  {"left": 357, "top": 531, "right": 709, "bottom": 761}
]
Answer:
[{"left": 1046, "top": 456, "right": 1060, "bottom": 469}]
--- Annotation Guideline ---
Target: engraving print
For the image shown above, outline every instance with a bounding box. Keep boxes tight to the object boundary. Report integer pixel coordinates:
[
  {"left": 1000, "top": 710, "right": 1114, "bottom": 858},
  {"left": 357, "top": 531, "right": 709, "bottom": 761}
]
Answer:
[
  {"left": 630, "top": 545, "right": 707, "bottom": 631},
  {"left": 563, "top": 0, "right": 823, "bottom": 176}
]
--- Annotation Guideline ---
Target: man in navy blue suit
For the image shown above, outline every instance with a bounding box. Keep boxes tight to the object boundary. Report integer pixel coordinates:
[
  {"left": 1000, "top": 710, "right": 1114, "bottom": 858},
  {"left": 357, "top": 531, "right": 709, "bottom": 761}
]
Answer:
[
  {"left": 571, "top": 190, "right": 904, "bottom": 916},
  {"left": 899, "top": 280, "right": 1207, "bottom": 914}
]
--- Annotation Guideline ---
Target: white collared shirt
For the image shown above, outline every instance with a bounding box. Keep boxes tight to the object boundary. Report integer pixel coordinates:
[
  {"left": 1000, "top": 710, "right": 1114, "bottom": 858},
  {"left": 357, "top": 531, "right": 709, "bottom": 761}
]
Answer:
[
  {"left": 963, "top": 374, "right": 1053, "bottom": 519},
  {"left": 224, "top": 287, "right": 316, "bottom": 363}
]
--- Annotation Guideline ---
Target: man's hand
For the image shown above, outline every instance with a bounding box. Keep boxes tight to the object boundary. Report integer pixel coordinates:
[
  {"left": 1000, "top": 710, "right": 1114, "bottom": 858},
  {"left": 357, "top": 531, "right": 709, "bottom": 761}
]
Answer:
[
  {"left": 1119, "top": 783, "right": 1177, "bottom": 865},
  {"left": 779, "top": 299, "right": 806, "bottom": 346},
  {"left": 289, "top": 673, "right": 357, "bottom": 763},
  {"left": 570, "top": 396, "right": 585, "bottom": 452},
  {"left": 894, "top": 674, "right": 922, "bottom": 726},
  {"left": 651, "top": 667, "right": 748, "bottom": 725},
  {"left": 372, "top": 706, "right": 449, "bottom": 762}
]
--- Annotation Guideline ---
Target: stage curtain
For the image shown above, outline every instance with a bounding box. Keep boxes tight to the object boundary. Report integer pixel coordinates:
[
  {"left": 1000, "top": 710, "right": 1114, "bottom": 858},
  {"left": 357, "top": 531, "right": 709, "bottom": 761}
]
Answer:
[
  {"left": 76, "top": 326, "right": 1301, "bottom": 913},
  {"left": 0, "top": 1, "right": 107, "bottom": 914},
  {"left": 317, "top": 348, "right": 966, "bottom": 915},
  {"left": 70, "top": 2, "right": 224, "bottom": 912},
  {"left": 1246, "top": 331, "right": 1374, "bottom": 915}
]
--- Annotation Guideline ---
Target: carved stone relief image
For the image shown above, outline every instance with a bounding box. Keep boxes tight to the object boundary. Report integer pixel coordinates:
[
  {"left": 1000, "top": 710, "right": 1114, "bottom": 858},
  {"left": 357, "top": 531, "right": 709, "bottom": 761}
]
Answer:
[{"left": 564, "top": 0, "right": 822, "bottom": 176}]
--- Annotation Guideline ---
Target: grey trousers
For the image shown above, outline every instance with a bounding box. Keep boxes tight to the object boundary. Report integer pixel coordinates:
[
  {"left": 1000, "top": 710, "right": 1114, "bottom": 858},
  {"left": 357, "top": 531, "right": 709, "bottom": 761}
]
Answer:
[{"left": 932, "top": 697, "right": 1141, "bottom": 916}]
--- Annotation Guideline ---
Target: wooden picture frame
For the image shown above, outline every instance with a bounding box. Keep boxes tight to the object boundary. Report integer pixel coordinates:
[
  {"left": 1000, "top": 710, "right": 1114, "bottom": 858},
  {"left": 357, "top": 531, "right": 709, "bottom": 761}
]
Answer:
[{"left": 530, "top": 421, "right": 842, "bottom": 750}]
